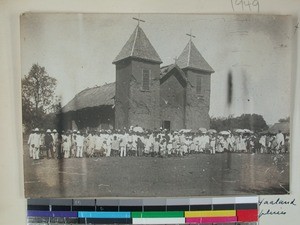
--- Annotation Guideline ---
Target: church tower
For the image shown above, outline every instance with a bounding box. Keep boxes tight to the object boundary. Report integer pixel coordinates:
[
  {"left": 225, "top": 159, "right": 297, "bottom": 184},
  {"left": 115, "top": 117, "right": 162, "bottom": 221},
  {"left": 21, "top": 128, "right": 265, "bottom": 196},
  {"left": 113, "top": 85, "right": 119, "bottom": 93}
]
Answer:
[
  {"left": 113, "top": 24, "right": 162, "bottom": 130},
  {"left": 177, "top": 38, "right": 214, "bottom": 129}
]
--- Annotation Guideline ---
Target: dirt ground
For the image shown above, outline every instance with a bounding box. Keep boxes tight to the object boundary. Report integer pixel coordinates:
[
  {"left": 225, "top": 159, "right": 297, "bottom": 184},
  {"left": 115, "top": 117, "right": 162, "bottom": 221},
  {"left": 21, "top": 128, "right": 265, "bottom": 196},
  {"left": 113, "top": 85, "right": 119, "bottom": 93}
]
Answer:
[{"left": 23, "top": 142, "right": 289, "bottom": 198}]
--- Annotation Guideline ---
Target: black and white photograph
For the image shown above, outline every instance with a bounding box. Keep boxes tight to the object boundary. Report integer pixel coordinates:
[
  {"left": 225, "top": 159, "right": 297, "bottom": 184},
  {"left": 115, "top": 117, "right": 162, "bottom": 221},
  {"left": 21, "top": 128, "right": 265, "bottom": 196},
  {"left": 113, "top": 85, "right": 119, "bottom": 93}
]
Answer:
[{"left": 21, "top": 13, "right": 292, "bottom": 198}]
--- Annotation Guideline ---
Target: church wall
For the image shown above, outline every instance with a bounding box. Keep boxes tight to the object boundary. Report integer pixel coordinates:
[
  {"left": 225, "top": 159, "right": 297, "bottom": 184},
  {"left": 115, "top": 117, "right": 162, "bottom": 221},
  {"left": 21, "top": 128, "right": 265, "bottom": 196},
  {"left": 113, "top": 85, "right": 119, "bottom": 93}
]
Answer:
[
  {"left": 115, "top": 60, "right": 132, "bottom": 129},
  {"left": 184, "top": 69, "right": 211, "bottom": 129},
  {"left": 128, "top": 59, "right": 161, "bottom": 130},
  {"left": 160, "top": 72, "right": 185, "bottom": 131}
]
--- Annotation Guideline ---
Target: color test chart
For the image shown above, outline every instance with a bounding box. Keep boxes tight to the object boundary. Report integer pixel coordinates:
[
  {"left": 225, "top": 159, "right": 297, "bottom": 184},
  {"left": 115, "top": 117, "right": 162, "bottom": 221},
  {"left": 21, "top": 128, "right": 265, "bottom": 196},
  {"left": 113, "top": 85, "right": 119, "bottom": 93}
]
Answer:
[{"left": 27, "top": 196, "right": 258, "bottom": 224}]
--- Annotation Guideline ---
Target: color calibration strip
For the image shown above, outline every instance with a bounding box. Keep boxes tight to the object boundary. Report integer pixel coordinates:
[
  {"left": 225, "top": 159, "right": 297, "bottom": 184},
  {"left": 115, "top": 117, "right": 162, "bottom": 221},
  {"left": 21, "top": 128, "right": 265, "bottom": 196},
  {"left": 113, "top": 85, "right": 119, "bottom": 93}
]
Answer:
[{"left": 27, "top": 196, "right": 258, "bottom": 224}]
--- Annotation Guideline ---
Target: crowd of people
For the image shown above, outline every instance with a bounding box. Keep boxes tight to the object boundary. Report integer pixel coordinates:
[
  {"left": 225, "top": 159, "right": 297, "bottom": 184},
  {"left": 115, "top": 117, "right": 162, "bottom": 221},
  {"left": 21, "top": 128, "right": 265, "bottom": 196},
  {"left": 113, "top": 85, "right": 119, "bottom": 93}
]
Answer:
[{"left": 26, "top": 127, "right": 289, "bottom": 160}]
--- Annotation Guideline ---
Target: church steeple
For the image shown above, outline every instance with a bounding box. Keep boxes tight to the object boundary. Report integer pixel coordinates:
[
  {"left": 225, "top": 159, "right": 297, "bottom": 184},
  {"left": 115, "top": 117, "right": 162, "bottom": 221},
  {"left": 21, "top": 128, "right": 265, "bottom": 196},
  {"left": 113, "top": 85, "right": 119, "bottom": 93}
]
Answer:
[
  {"left": 177, "top": 39, "right": 214, "bottom": 73},
  {"left": 113, "top": 25, "right": 162, "bottom": 64},
  {"left": 113, "top": 21, "right": 161, "bottom": 130}
]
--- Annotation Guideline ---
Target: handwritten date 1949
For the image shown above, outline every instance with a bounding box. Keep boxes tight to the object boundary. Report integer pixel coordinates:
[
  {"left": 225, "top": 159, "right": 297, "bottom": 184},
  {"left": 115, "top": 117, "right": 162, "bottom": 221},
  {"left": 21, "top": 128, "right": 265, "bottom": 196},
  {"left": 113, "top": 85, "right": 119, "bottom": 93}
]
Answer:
[{"left": 231, "top": 0, "right": 260, "bottom": 12}]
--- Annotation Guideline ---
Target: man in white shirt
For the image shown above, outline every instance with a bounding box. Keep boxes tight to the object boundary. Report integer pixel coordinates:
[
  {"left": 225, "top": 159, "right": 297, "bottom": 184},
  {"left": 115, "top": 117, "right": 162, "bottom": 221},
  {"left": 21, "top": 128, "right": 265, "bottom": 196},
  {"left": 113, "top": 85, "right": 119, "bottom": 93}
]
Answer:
[
  {"left": 120, "top": 131, "right": 128, "bottom": 157},
  {"left": 259, "top": 134, "right": 266, "bottom": 153},
  {"left": 76, "top": 131, "right": 84, "bottom": 158},
  {"left": 87, "top": 131, "right": 96, "bottom": 157},
  {"left": 202, "top": 133, "right": 210, "bottom": 153},
  {"left": 52, "top": 129, "right": 58, "bottom": 155},
  {"left": 31, "top": 128, "right": 41, "bottom": 160},
  {"left": 27, "top": 129, "right": 35, "bottom": 158},
  {"left": 276, "top": 130, "right": 285, "bottom": 152},
  {"left": 105, "top": 130, "right": 112, "bottom": 157}
]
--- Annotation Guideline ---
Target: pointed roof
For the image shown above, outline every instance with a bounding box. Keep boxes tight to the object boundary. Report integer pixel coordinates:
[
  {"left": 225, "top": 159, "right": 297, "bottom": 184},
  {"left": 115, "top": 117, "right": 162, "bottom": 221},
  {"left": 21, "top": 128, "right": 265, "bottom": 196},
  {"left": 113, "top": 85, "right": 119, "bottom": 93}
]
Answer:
[
  {"left": 113, "top": 25, "right": 162, "bottom": 64},
  {"left": 177, "top": 40, "right": 214, "bottom": 73},
  {"left": 160, "top": 64, "right": 187, "bottom": 87}
]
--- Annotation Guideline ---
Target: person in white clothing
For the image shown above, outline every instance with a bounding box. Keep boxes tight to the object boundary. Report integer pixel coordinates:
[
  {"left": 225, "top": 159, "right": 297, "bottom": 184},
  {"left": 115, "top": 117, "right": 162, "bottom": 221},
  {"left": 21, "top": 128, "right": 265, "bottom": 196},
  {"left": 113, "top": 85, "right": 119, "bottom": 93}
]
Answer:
[
  {"left": 167, "top": 133, "right": 173, "bottom": 156},
  {"left": 127, "top": 131, "right": 134, "bottom": 156},
  {"left": 210, "top": 134, "right": 217, "bottom": 154},
  {"left": 87, "top": 132, "right": 95, "bottom": 157},
  {"left": 194, "top": 134, "right": 201, "bottom": 153},
  {"left": 95, "top": 131, "right": 105, "bottom": 157},
  {"left": 202, "top": 133, "right": 210, "bottom": 153},
  {"left": 153, "top": 137, "right": 160, "bottom": 156},
  {"left": 144, "top": 135, "right": 152, "bottom": 156},
  {"left": 173, "top": 132, "right": 180, "bottom": 155},
  {"left": 27, "top": 129, "right": 35, "bottom": 158},
  {"left": 76, "top": 131, "right": 84, "bottom": 158},
  {"left": 105, "top": 131, "right": 112, "bottom": 157},
  {"left": 259, "top": 134, "right": 266, "bottom": 154},
  {"left": 52, "top": 129, "right": 58, "bottom": 155},
  {"left": 111, "top": 135, "right": 120, "bottom": 157},
  {"left": 276, "top": 130, "right": 285, "bottom": 152},
  {"left": 62, "top": 137, "right": 71, "bottom": 158},
  {"left": 119, "top": 132, "right": 128, "bottom": 157},
  {"left": 31, "top": 128, "right": 41, "bottom": 159}
]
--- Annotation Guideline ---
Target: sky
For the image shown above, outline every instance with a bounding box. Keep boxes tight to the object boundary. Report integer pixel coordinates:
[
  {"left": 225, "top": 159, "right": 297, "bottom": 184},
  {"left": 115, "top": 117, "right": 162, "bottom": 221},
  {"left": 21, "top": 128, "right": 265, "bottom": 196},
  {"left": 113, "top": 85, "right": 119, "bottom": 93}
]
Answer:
[{"left": 21, "top": 13, "right": 293, "bottom": 125}]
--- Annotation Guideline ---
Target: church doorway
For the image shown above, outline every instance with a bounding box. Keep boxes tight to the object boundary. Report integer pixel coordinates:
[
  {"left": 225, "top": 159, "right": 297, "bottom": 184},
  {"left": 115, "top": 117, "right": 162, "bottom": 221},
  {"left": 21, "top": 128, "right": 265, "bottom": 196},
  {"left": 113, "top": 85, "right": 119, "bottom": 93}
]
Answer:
[{"left": 162, "top": 120, "right": 171, "bottom": 131}]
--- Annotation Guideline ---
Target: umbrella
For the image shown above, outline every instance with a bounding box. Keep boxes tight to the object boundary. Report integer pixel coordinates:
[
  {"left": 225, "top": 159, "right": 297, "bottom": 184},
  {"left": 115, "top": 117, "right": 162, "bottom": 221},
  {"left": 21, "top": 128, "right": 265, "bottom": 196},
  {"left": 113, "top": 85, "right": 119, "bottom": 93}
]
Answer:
[
  {"left": 235, "top": 129, "right": 245, "bottom": 133},
  {"left": 243, "top": 129, "right": 254, "bottom": 134},
  {"left": 207, "top": 129, "right": 217, "bottom": 134},
  {"left": 219, "top": 131, "right": 230, "bottom": 135},
  {"left": 199, "top": 128, "right": 207, "bottom": 133},
  {"left": 133, "top": 126, "right": 143, "bottom": 133},
  {"left": 179, "top": 129, "right": 191, "bottom": 133}
]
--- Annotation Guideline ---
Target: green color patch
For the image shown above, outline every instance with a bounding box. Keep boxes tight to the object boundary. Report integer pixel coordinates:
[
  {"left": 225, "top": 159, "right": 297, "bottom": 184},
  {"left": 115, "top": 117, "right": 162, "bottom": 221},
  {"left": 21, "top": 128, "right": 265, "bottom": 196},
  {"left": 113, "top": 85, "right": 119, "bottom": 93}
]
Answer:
[{"left": 131, "top": 211, "right": 184, "bottom": 218}]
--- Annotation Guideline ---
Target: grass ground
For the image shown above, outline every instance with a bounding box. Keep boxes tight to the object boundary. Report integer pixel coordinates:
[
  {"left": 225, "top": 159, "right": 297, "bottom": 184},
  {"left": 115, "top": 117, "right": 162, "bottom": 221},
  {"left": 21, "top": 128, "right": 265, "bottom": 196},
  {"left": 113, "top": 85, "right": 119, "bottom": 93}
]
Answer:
[{"left": 24, "top": 146, "right": 289, "bottom": 198}]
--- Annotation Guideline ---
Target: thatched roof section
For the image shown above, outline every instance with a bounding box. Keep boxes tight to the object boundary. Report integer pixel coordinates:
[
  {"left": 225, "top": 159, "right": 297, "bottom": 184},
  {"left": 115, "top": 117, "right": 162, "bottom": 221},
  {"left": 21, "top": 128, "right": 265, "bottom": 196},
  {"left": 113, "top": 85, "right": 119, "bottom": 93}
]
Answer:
[
  {"left": 62, "top": 82, "right": 115, "bottom": 113},
  {"left": 269, "top": 122, "right": 290, "bottom": 134}
]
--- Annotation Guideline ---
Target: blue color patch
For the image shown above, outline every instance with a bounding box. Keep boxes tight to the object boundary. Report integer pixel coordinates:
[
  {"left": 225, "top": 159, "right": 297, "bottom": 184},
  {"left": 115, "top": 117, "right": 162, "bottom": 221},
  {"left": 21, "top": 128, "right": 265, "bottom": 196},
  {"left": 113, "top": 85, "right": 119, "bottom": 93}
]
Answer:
[{"left": 78, "top": 211, "right": 131, "bottom": 218}]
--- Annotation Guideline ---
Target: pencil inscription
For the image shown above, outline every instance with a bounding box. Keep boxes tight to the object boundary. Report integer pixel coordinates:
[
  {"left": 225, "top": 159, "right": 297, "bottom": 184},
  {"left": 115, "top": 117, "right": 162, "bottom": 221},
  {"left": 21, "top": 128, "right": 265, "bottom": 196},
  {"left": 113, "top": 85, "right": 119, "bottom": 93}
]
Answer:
[{"left": 231, "top": 0, "right": 260, "bottom": 12}]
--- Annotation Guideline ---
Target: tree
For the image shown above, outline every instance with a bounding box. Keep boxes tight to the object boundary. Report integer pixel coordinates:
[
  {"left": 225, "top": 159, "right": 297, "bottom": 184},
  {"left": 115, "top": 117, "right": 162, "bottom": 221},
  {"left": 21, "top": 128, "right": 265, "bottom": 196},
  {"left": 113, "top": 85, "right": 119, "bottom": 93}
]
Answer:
[
  {"left": 237, "top": 114, "right": 268, "bottom": 131},
  {"left": 210, "top": 114, "right": 268, "bottom": 132},
  {"left": 278, "top": 116, "right": 290, "bottom": 123},
  {"left": 22, "top": 64, "right": 59, "bottom": 132}
]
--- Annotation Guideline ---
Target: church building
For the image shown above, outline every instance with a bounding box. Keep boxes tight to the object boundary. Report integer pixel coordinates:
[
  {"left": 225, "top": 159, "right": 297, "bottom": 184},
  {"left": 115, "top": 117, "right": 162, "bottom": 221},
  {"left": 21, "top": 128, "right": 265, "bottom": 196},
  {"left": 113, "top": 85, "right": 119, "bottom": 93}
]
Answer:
[{"left": 61, "top": 23, "right": 214, "bottom": 131}]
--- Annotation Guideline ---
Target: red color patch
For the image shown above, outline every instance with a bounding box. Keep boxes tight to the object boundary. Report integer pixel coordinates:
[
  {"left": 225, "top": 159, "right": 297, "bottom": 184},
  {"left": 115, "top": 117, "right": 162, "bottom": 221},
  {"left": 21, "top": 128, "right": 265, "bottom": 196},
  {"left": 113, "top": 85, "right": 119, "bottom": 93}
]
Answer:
[{"left": 237, "top": 209, "right": 258, "bottom": 222}]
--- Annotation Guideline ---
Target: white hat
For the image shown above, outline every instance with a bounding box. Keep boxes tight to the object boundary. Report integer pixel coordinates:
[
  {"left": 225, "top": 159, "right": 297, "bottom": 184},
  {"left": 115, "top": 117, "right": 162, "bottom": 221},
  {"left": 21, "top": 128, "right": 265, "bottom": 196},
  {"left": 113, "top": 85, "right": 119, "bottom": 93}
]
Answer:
[
  {"left": 46, "top": 129, "right": 51, "bottom": 133},
  {"left": 77, "top": 131, "right": 80, "bottom": 134},
  {"left": 53, "top": 129, "right": 57, "bottom": 133},
  {"left": 34, "top": 128, "right": 39, "bottom": 132}
]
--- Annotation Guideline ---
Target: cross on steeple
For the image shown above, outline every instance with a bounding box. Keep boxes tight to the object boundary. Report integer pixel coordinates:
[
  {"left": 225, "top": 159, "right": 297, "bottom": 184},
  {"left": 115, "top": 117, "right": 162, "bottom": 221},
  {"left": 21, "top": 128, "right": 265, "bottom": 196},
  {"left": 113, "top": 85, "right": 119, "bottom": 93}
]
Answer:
[
  {"left": 132, "top": 15, "right": 145, "bottom": 26},
  {"left": 173, "top": 56, "right": 178, "bottom": 64},
  {"left": 186, "top": 30, "right": 196, "bottom": 41}
]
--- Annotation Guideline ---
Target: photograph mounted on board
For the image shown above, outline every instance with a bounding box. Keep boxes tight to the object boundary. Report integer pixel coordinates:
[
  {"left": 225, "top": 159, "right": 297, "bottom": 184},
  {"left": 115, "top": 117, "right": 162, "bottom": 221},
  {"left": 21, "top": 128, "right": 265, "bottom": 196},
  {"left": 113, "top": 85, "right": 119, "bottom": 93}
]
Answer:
[{"left": 21, "top": 13, "right": 292, "bottom": 198}]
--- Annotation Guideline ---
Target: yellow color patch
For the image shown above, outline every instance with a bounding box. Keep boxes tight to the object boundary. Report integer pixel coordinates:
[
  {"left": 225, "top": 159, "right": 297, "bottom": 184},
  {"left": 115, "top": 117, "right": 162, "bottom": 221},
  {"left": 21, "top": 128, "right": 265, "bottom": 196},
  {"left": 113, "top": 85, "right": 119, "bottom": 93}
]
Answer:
[{"left": 185, "top": 210, "right": 236, "bottom": 218}]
